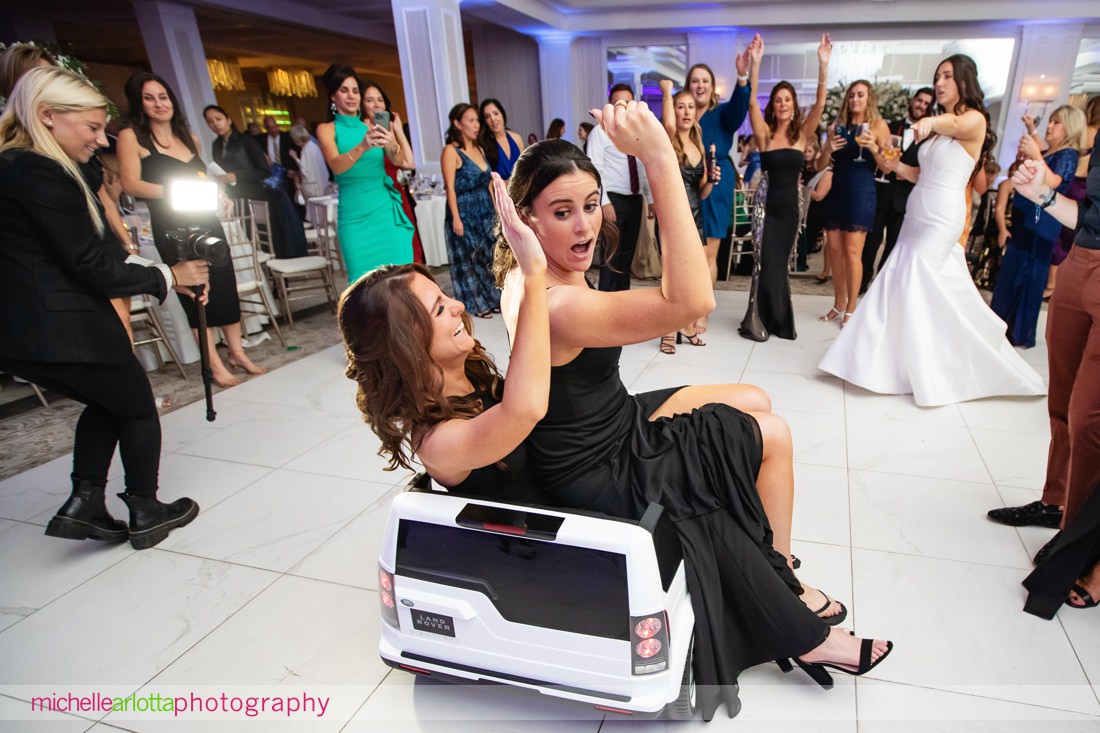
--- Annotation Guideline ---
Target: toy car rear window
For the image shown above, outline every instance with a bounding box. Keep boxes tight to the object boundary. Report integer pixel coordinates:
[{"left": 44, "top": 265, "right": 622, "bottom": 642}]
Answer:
[{"left": 396, "top": 519, "right": 630, "bottom": 639}]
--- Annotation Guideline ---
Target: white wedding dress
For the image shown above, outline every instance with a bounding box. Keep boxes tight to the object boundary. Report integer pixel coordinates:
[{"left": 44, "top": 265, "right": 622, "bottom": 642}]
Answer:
[{"left": 818, "top": 135, "right": 1046, "bottom": 407}]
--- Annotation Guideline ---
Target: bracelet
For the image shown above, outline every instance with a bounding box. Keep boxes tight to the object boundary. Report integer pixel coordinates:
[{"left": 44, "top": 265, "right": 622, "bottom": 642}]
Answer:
[
  {"left": 346, "top": 149, "right": 359, "bottom": 163},
  {"left": 817, "top": 81, "right": 827, "bottom": 86},
  {"left": 737, "top": 74, "right": 749, "bottom": 82}
]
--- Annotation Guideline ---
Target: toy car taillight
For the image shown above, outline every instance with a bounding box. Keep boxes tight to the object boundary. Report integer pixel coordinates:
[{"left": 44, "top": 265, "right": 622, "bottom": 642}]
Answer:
[
  {"left": 631, "top": 611, "right": 670, "bottom": 674},
  {"left": 635, "top": 617, "right": 662, "bottom": 639},
  {"left": 379, "top": 564, "right": 399, "bottom": 628}
]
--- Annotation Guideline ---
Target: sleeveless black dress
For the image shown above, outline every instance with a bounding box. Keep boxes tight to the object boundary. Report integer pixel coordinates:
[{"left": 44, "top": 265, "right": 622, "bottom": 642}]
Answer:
[
  {"left": 445, "top": 388, "right": 546, "bottom": 504},
  {"left": 136, "top": 132, "right": 240, "bottom": 328},
  {"left": 526, "top": 345, "right": 827, "bottom": 719},
  {"left": 754, "top": 149, "right": 801, "bottom": 340}
]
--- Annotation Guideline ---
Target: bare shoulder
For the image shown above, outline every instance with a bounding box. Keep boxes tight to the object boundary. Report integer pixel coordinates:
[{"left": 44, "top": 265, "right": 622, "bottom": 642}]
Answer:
[{"left": 509, "top": 130, "right": 525, "bottom": 149}]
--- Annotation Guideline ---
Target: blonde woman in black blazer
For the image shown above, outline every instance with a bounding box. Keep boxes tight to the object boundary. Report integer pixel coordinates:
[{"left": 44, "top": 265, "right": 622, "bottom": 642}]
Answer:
[{"left": 0, "top": 67, "right": 208, "bottom": 550}]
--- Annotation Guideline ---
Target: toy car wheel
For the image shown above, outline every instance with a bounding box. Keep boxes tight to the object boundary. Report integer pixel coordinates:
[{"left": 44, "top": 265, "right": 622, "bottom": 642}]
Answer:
[{"left": 665, "top": 633, "right": 695, "bottom": 720}]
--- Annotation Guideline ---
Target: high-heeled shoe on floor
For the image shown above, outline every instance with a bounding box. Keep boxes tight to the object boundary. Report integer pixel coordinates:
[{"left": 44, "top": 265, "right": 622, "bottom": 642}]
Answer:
[
  {"left": 819, "top": 306, "right": 842, "bottom": 323},
  {"left": 677, "top": 331, "right": 706, "bottom": 347},
  {"left": 790, "top": 639, "right": 894, "bottom": 690},
  {"left": 808, "top": 594, "right": 848, "bottom": 626},
  {"left": 659, "top": 335, "right": 676, "bottom": 355}
]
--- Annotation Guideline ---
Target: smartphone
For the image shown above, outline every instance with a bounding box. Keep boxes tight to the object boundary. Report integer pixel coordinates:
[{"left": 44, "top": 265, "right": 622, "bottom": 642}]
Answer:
[
  {"left": 373, "top": 110, "right": 391, "bottom": 130},
  {"left": 834, "top": 125, "right": 848, "bottom": 138}
]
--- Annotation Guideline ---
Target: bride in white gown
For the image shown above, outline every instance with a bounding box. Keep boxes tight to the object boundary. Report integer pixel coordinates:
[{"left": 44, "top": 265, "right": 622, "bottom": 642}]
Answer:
[{"left": 818, "top": 54, "right": 1046, "bottom": 407}]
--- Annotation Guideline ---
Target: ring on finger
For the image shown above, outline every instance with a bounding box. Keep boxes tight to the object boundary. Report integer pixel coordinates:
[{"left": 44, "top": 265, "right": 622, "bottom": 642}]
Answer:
[{"left": 614, "top": 100, "right": 629, "bottom": 109}]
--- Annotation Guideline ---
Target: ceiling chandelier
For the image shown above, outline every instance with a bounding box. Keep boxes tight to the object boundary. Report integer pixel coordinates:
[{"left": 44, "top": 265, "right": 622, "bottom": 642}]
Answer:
[
  {"left": 206, "top": 58, "right": 245, "bottom": 92},
  {"left": 267, "top": 68, "right": 317, "bottom": 98}
]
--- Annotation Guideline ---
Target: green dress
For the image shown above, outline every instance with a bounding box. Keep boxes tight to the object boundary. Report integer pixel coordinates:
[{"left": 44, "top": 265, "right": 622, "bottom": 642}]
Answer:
[{"left": 332, "top": 114, "right": 413, "bottom": 282}]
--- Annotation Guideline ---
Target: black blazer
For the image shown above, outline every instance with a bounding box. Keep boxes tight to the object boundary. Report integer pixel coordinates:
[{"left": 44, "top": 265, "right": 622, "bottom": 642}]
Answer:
[
  {"left": 0, "top": 150, "right": 168, "bottom": 365},
  {"left": 213, "top": 131, "right": 270, "bottom": 199},
  {"left": 882, "top": 118, "right": 923, "bottom": 214},
  {"left": 256, "top": 131, "right": 299, "bottom": 173}
]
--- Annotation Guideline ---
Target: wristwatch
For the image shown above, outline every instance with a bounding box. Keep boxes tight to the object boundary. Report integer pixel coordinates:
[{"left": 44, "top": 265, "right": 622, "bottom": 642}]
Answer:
[{"left": 1038, "top": 188, "right": 1058, "bottom": 210}]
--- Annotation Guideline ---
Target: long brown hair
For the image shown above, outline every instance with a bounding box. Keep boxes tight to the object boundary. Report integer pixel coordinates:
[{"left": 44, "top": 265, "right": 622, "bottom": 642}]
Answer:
[
  {"left": 492, "top": 139, "right": 620, "bottom": 286},
  {"left": 123, "top": 71, "right": 198, "bottom": 157},
  {"left": 669, "top": 90, "right": 705, "bottom": 166},
  {"left": 936, "top": 54, "right": 996, "bottom": 183},
  {"left": 338, "top": 264, "right": 503, "bottom": 471},
  {"left": 764, "top": 81, "right": 804, "bottom": 145}
]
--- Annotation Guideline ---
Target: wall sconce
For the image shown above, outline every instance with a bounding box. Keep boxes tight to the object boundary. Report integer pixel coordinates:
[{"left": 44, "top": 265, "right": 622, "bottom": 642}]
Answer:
[
  {"left": 206, "top": 59, "right": 246, "bottom": 92},
  {"left": 267, "top": 68, "right": 318, "bottom": 98}
]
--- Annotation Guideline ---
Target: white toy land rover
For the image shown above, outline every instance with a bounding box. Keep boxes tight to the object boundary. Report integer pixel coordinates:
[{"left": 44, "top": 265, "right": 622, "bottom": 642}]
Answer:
[{"left": 377, "top": 474, "right": 697, "bottom": 719}]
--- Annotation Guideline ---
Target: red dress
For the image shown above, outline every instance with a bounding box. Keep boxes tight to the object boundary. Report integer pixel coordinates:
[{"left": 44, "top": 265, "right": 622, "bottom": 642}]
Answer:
[{"left": 384, "top": 158, "right": 424, "bottom": 264}]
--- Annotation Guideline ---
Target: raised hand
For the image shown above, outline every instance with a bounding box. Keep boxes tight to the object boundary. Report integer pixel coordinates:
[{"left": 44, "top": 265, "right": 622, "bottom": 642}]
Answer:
[
  {"left": 490, "top": 172, "right": 545, "bottom": 275},
  {"left": 1021, "top": 113, "right": 1036, "bottom": 135},
  {"left": 590, "top": 99, "right": 672, "bottom": 164},
  {"left": 659, "top": 78, "right": 674, "bottom": 97},
  {"left": 1011, "top": 158, "right": 1049, "bottom": 203},
  {"left": 735, "top": 44, "right": 751, "bottom": 78},
  {"left": 818, "top": 33, "right": 832, "bottom": 65},
  {"left": 750, "top": 33, "right": 764, "bottom": 65},
  {"left": 368, "top": 124, "right": 394, "bottom": 149}
]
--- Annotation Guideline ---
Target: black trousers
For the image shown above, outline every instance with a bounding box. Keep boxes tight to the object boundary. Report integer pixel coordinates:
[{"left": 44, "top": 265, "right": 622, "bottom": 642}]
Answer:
[
  {"left": 861, "top": 204, "right": 906, "bottom": 291},
  {"left": 599, "top": 192, "right": 644, "bottom": 292},
  {"left": 0, "top": 355, "right": 160, "bottom": 495}
]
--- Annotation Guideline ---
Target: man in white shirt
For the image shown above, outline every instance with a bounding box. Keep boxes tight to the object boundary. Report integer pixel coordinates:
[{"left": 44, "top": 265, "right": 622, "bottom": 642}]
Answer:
[{"left": 587, "top": 83, "right": 653, "bottom": 291}]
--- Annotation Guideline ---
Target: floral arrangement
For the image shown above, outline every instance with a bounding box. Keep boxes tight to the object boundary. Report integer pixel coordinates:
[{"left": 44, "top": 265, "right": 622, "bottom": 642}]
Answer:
[
  {"left": 0, "top": 41, "right": 118, "bottom": 118},
  {"left": 819, "top": 80, "right": 913, "bottom": 130}
]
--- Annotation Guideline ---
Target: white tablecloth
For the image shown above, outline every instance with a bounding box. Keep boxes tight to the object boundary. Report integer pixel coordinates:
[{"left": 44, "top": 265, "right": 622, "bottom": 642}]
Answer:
[{"left": 415, "top": 195, "right": 449, "bottom": 266}]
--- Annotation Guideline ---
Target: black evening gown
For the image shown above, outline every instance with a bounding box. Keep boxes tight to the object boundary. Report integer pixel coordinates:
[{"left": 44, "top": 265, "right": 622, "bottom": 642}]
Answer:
[
  {"left": 526, "top": 345, "right": 828, "bottom": 720},
  {"left": 137, "top": 136, "right": 240, "bottom": 328},
  {"left": 754, "top": 148, "right": 801, "bottom": 340}
]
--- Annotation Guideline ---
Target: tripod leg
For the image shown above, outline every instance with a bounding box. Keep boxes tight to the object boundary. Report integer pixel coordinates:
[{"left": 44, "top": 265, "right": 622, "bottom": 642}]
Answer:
[{"left": 193, "top": 285, "right": 217, "bottom": 422}]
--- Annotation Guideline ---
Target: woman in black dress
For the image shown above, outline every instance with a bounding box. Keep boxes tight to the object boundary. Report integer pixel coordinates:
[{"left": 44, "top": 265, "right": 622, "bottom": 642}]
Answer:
[
  {"left": 494, "top": 105, "right": 892, "bottom": 717},
  {"left": 118, "top": 73, "right": 265, "bottom": 387},
  {"left": 740, "top": 32, "right": 831, "bottom": 341},
  {"left": 342, "top": 168, "right": 893, "bottom": 719}
]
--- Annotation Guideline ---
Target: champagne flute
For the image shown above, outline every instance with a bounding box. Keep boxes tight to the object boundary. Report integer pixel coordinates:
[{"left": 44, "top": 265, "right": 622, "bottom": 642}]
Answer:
[{"left": 877, "top": 134, "right": 903, "bottom": 180}]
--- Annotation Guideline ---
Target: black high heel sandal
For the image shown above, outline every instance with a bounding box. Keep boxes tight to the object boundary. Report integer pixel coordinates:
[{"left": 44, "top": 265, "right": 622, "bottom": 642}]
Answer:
[
  {"left": 677, "top": 331, "right": 706, "bottom": 347},
  {"left": 790, "top": 639, "right": 894, "bottom": 690}
]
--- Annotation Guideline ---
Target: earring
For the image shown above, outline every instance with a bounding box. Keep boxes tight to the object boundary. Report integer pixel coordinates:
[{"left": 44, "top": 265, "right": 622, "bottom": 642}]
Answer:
[
  {"left": 46, "top": 121, "right": 53, "bottom": 128},
  {"left": 330, "top": 102, "right": 337, "bottom": 116}
]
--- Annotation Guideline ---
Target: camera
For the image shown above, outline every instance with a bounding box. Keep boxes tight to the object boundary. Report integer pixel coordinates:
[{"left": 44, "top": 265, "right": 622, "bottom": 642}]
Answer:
[
  {"left": 166, "top": 227, "right": 229, "bottom": 266},
  {"left": 166, "top": 178, "right": 230, "bottom": 266}
]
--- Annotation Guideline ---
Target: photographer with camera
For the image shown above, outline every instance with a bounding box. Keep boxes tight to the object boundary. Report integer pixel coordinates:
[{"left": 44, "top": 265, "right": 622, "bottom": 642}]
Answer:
[
  {"left": 0, "top": 67, "right": 208, "bottom": 549},
  {"left": 118, "top": 72, "right": 266, "bottom": 388}
]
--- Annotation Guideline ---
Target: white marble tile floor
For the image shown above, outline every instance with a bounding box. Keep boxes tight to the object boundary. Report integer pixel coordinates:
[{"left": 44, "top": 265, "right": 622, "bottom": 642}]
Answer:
[{"left": 1, "top": 290, "right": 1095, "bottom": 731}]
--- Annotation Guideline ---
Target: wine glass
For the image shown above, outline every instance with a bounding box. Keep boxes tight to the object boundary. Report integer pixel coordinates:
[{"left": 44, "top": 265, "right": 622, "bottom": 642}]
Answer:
[
  {"left": 876, "top": 135, "right": 903, "bottom": 181},
  {"left": 854, "top": 123, "right": 868, "bottom": 162}
]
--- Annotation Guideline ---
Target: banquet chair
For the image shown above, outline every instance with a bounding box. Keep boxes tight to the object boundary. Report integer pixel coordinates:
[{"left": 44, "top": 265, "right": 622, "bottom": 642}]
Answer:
[
  {"left": 304, "top": 198, "right": 344, "bottom": 273},
  {"left": 129, "top": 295, "right": 188, "bottom": 379},
  {"left": 248, "top": 199, "right": 338, "bottom": 328},
  {"left": 223, "top": 202, "right": 286, "bottom": 347}
]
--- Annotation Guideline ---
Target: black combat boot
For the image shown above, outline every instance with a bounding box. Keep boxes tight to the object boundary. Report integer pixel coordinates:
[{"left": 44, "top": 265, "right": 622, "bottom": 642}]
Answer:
[
  {"left": 117, "top": 493, "right": 199, "bottom": 550},
  {"left": 45, "top": 479, "right": 129, "bottom": 542}
]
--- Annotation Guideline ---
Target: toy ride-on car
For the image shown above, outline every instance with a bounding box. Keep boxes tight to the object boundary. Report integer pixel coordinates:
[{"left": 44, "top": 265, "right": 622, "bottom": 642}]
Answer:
[{"left": 377, "top": 473, "right": 698, "bottom": 719}]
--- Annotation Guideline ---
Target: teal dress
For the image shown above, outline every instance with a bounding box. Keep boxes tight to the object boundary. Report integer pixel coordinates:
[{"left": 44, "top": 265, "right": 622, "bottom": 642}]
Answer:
[{"left": 332, "top": 114, "right": 414, "bottom": 282}]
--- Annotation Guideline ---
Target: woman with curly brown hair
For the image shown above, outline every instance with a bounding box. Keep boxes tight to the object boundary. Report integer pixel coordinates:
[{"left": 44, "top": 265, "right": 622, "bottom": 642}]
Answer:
[{"left": 339, "top": 172, "right": 548, "bottom": 498}]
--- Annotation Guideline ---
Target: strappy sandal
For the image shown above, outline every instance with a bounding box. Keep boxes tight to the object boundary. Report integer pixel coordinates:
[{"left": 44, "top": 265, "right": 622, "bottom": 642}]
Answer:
[
  {"left": 473, "top": 311, "right": 493, "bottom": 319},
  {"left": 1066, "top": 584, "right": 1099, "bottom": 609},
  {"left": 840, "top": 311, "right": 852, "bottom": 328},
  {"left": 659, "top": 335, "right": 676, "bottom": 355},
  {"left": 677, "top": 331, "right": 706, "bottom": 347},
  {"left": 809, "top": 593, "right": 848, "bottom": 627},
  {"left": 790, "top": 554, "right": 802, "bottom": 569},
  {"left": 790, "top": 639, "right": 895, "bottom": 689},
  {"left": 819, "top": 306, "right": 842, "bottom": 322}
]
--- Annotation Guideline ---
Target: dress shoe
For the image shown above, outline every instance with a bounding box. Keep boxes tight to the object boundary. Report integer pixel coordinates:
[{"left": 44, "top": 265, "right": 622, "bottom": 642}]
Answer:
[
  {"left": 1033, "top": 531, "right": 1062, "bottom": 566},
  {"left": 987, "top": 500, "right": 1062, "bottom": 528},
  {"left": 117, "top": 493, "right": 199, "bottom": 550},
  {"left": 45, "top": 480, "right": 128, "bottom": 542}
]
